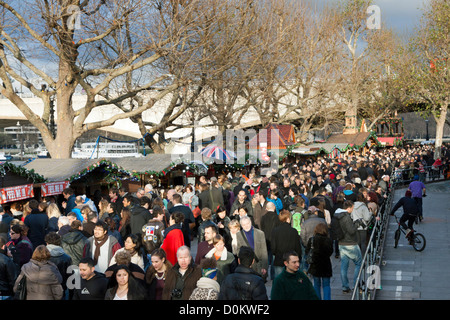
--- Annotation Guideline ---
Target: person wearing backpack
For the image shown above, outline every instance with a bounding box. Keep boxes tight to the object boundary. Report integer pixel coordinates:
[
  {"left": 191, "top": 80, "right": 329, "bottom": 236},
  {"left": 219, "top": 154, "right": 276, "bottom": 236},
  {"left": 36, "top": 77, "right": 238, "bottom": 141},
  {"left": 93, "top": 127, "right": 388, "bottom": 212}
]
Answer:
[
  {"left": 332, "top": 200, "right": 363, "bottom": 293},
  {"left": 290, "top": 196, "right": 308, "bottom": 236}
]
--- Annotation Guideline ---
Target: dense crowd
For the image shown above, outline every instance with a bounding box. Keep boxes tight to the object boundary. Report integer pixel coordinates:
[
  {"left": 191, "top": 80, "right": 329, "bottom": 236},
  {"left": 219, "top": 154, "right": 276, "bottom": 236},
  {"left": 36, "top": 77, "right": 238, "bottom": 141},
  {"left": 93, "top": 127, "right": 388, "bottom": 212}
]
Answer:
[{"left": 0, "top": 143, "right": 448, "bottom": 301}]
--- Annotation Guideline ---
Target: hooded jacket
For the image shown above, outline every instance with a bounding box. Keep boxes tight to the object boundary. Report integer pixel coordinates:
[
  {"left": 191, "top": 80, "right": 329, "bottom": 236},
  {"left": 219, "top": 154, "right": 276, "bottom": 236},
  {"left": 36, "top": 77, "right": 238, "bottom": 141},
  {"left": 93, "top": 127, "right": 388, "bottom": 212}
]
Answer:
[
  {"left": 14, "top": 259, "right": 63, "bottom": 300},
  {"left": 333, "top": 208, "right": 358, "bottom": 246},
  {"left": 61, "top": 229, "right": 87, "bottom": 266},
  {"left": 47, "top": 244, "right": 73, "bottom": 290},
  {"left": 351, "top": 201, "right": 373, "bottom": 231},
  {"left": 129, "top": 204, "right": 152, "bottom": 236}
]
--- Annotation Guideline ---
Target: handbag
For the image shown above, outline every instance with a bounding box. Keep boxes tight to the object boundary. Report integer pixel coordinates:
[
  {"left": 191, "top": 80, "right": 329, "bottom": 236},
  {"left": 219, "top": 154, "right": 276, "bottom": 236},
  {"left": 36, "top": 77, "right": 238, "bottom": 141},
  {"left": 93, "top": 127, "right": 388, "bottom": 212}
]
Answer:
[
  {"left": 306, "top": 236, "right": 314, "bottom": 265},
  {"left": 14, "top": 275, "right": 27, "bottom": 300}
]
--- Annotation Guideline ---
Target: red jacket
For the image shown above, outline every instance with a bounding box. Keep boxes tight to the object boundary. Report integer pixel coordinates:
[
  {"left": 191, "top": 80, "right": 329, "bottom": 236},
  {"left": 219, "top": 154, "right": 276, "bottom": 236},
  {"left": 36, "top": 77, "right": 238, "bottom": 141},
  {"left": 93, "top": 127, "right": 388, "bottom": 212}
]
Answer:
[{"left": 161, "top": 227, "right": 185, "bottom": 266}]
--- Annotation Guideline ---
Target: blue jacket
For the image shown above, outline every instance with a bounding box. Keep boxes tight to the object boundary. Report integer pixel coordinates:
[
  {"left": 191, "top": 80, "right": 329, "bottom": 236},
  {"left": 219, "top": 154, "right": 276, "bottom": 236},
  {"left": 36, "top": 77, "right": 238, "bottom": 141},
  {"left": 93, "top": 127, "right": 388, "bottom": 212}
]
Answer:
[
  {"left": 267, "top": 197, "right": 283, "bottom": 214},
  {"left": 65, "top": 194, "right": 76, "bottom": 215}
]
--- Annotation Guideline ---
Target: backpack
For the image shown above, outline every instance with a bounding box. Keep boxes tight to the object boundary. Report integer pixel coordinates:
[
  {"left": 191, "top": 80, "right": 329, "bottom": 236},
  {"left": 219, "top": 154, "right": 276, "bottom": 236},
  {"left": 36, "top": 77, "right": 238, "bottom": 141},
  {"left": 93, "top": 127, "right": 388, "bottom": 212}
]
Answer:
[
  {"left": 291, "top": 209, "right": 307, "bottom": 236},
  {"left": 330, "top": 216, "right": 345, "bottom": 241}
]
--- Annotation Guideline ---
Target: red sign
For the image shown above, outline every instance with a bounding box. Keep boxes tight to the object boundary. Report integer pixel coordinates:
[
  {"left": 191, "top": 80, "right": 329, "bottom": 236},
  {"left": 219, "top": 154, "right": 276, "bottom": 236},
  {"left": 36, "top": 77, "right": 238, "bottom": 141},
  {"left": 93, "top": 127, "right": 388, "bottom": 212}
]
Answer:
[
  {"left": 41, "top": 181, "right": 70, "bottom": 197},
  {"left": 0, "top": 184, "right": 34, "bottom": 204}
]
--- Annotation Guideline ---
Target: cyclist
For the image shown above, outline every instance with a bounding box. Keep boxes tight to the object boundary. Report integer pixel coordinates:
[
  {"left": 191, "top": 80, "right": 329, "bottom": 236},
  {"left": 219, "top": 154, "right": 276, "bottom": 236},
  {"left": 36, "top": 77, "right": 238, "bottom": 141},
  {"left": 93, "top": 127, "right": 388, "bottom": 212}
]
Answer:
[
  {"left": 390, "top": 190, "right": 420, "bottom": 242},
  {"left": 408, "top": 176, "right": 426, "bottom": 222}
]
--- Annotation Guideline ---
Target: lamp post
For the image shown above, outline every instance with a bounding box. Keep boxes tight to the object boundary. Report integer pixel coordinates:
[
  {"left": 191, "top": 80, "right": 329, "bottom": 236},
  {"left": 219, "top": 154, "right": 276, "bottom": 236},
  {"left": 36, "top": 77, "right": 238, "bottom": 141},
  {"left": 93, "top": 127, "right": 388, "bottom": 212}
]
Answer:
[
  {"left": 17, "top": 121, "right": 24, "bottom": 159},
  {"left": 425, "top": 119, "right": 429, "bottom": 141}
]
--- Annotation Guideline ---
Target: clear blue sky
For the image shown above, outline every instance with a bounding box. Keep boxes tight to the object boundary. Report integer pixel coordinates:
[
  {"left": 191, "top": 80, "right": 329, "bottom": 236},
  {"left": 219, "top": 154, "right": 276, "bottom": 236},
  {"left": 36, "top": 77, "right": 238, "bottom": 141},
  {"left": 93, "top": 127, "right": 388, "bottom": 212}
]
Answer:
[{"left": 313, "top": 0, "right": 427, "bottom": 37}]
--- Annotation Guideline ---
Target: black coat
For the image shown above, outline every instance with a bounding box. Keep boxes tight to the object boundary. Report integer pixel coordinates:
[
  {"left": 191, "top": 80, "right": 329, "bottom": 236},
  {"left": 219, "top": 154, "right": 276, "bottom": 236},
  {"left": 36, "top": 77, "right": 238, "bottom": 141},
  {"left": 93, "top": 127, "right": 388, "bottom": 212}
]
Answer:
[
  {"left": 271, "top": 222, "right": 302, "bottom": 267},
  {"left": 218, "top": 265, "right": 268, "bottom": 300},
  {"left": 24, "top": 209, "right": 49, "bottom": 249},
  {"left": 305, "top": 234, "right": 333, "bottom": 278},
  {"left": 0, "top": 251, "right": 17, "bottom": 296},
  {"left": 129, "top": 205, "right": 152, "bottom": 236},
  {"left": 168, "top": 205, "right": 195, "bottom": 248},
  {"left": 260, "top": 211, "right": 281, "bottom": 247}
]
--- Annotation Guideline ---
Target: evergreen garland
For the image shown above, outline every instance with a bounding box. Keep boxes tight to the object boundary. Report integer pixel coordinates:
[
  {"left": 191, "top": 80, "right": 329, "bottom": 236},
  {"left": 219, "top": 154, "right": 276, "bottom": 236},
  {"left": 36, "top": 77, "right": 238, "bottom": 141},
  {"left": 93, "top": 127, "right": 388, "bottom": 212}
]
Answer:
[{"left": 0, "top": 162, "right": 47, "bottom": 183}]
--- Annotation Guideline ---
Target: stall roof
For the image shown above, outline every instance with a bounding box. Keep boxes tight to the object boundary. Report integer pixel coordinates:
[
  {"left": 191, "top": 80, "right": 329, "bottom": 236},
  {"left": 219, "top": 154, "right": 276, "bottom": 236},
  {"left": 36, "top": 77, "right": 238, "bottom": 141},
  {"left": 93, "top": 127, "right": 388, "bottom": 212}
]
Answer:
[
  {"left": 247, "top": 123, "right": 296, "bottom": 150},
  {"left": 24, "top": 153, "right": 206, "bottom": 182},
  {"left": 24, "top": 158, "right": 102, "bottom": 182},
  {"left": 325, "top": 132, "right": 376, "bottom": 147},
  {"left": 291, "top": 143, "right": 349, "bottom": 155}
]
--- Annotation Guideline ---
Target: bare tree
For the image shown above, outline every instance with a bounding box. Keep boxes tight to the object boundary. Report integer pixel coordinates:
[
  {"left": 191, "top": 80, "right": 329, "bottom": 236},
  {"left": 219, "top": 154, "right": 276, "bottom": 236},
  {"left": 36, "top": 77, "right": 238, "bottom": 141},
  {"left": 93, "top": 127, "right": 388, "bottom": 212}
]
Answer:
[
  {"left": 240, "top": 0, "right": 344, "bottom": 141},
  {"left": 191, "top": 0, "right": 264, "bottom": 136},
  {"left": 395, "top": 0, "right": 449, "bottom": 158},
  {"left": 0, "top": 0, "right": 213, "bottom": 158},
  {"left": 331, "top": 0, "right": 395, "bottom": 134}
]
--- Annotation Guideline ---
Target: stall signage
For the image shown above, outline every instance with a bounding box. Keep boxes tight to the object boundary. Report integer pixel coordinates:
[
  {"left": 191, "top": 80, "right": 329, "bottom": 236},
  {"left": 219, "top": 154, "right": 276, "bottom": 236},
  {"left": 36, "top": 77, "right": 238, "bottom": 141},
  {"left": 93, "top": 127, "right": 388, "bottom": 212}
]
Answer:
[
  {"left": 0, "top": 184, "right": 34, "bottom": 204},
  {"left": 41, "top": 181, "right": 70, "bottom": 197}
]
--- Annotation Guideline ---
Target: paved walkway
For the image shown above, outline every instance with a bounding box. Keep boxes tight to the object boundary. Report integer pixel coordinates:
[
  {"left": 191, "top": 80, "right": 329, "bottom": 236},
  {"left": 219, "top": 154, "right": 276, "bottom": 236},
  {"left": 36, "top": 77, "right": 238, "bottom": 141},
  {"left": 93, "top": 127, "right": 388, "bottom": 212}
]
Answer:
[
  {"left": 376, "top": 180, "right": 450, "bottom": 300},
  {"left": 191, "top": 179, "right": 449, "bottom": 300}
]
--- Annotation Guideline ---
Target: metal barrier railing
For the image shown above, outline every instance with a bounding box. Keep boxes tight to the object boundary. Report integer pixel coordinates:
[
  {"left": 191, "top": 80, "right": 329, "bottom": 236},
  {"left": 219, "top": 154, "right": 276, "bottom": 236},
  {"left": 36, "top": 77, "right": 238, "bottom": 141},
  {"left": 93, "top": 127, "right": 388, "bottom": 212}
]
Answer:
[
  {"left": 351, "top": 165, "right": 447, "bottom": 300},
  {"left": 351, "top": 176, "right": 395, "bottom": 300},
  {"left": 392, "top": 165, "right": 445, "bottom": 185}
]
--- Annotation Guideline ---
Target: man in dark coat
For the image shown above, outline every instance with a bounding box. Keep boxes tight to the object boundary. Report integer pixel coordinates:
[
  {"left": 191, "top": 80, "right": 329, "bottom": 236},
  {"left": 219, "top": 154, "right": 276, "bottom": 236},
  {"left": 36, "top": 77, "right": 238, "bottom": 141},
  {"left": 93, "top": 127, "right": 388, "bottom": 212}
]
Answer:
[
  {"left": 24, "top": 199, "right": 49, "bottom": 249},
  {"left": 259, "top": 202, "right": 281, "bottom": 280},
  {"left": 219, "top": 246, "right": 268, "bottom": 300},
  {"left": 62, "top": 188, "right": 77, "bottom": 215},
  {"left": 125, "top": 195, "right": 152, "bottom": 237},
  {"left": 61, "top": 220, "right": 88, "bottom": 267},
  {"left": 168, "top": 194, "right": 195, "bottom": 247},
  {"left": 271, "top": 210, "right": 302, "bottom": 278}
]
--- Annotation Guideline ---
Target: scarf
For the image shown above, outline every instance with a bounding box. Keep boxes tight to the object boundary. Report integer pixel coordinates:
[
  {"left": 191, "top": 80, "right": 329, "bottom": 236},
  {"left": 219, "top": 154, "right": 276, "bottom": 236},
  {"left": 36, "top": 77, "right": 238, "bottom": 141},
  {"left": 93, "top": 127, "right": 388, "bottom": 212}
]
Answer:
[
  {"left": 162, "top": 223, "right": 182, "bottom": 240},
  {"left": 93, "top": 235, "right": 108, "bottom": 265},
  {"left": 243, "top": 227, "right": 255, "bottom": 249}
]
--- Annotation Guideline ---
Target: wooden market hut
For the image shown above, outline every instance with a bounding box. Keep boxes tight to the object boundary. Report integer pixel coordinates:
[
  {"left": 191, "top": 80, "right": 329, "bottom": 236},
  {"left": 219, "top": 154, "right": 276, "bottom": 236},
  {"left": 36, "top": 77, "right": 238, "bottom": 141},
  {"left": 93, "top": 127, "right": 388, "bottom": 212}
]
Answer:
[
  {"left": 0, "top": 161, "right": 47, "bottom": 206},
  {"left": 247, "top": 123, "right": 297, "bottom": 161}
]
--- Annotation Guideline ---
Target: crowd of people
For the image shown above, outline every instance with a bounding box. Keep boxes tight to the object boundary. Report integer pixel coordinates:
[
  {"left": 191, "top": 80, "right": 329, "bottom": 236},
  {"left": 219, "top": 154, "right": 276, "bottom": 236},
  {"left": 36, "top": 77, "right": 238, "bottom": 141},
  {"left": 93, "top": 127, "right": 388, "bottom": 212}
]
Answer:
[{"left": 0, "top": 142, "right": 448, "bottom": 301}]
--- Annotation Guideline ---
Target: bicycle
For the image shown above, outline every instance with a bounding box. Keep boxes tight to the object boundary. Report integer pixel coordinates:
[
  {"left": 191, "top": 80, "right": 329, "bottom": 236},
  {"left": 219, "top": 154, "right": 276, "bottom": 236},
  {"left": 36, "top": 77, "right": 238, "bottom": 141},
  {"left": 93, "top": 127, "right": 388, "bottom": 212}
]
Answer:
[{"left": 393, "top": 215, "right": 426, "bottom": 251}]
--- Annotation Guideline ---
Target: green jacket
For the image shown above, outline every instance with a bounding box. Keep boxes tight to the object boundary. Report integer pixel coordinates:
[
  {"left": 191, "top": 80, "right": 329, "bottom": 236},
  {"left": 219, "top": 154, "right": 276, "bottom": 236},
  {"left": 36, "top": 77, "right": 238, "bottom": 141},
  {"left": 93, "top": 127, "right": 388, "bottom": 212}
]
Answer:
[{"left": 271, "top": 269, "right": 319, "bottom": 300}]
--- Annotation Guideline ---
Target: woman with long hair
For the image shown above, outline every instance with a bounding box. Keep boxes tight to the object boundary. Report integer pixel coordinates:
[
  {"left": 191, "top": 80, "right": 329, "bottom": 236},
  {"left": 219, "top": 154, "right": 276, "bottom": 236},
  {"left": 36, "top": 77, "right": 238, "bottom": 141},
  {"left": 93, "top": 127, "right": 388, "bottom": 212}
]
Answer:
[
  {"left": 46, "top": 203, "right": 61, "bottom": 233},
  {"left": 118, "top": 208, "right": 132, "bottom": 241},
  {"left": 105, "top": 265, "right": 147, "bottom": 300},
  {"left": 305, "top": 223, "right": 333, "bottom": 300},
  {"left": 160, "top": 212, "right": 185, "bottom": 266},
  {"left": 204, "top": 234, "right": 235, "bottom": 284},
  {"left": 98, "top": 199, "right": 110, "bottom": 222},
  {"left": 145, "top": 248, "right": 173, "bottom": 300}
]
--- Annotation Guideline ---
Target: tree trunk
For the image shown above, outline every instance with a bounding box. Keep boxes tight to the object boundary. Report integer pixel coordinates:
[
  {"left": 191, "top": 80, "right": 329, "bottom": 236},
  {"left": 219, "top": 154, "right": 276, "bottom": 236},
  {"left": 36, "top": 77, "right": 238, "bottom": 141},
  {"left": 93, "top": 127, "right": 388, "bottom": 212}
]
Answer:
[
  {"left": 434, "top": 102, "right": 448, "bottom": 160},
  {"left": 48, "top": 51, "right": 78, "bottom": 158}
]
